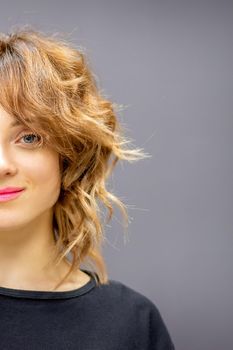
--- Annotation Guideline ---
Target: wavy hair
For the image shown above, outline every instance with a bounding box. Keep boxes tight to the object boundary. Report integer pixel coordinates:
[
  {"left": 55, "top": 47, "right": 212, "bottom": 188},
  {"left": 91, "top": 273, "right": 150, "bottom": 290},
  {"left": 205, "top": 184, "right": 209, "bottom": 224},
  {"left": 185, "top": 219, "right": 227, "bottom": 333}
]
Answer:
[{"left": 0, "top": 26, "right": 150, "bottom": 289}]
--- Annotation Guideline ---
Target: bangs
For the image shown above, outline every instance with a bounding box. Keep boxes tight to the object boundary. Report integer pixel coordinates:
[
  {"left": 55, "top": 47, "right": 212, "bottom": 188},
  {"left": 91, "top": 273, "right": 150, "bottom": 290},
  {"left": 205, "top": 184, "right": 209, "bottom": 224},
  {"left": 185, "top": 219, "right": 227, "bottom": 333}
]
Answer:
[{"left": 0, "top": 38, "right": 65, "bottom": 143}]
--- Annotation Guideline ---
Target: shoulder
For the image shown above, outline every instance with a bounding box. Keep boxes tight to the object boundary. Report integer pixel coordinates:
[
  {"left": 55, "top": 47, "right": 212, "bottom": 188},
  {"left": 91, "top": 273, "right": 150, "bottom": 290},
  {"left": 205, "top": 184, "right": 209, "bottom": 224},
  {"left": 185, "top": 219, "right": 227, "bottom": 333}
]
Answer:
[
  {"left": 94, "top": 278, "right": 167, "bottom": 329},
  {"left": 92, "top": 278, "right": 175, "bottom": 349},
  {"left": 96, "top": 278, "right": 158, "bottom": 311}
]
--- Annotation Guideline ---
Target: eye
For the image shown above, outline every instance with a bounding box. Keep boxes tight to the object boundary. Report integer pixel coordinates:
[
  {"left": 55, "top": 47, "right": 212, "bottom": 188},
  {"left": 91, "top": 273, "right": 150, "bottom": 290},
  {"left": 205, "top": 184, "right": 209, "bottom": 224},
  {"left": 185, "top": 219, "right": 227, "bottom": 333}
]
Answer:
[{"left": 18, "top": 132, "right": 42, "bottom": 146}]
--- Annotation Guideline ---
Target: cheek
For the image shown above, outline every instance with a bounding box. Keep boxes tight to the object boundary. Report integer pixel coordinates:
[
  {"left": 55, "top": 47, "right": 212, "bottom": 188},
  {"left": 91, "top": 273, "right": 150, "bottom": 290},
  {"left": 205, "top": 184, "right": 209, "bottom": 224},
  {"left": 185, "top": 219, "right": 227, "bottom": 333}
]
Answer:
[
  {"left": 22, "top": 151, "right": 61, "bottom": 203},
  {"left": 0, "top": 150, "right": 62, "bottom": 228}
]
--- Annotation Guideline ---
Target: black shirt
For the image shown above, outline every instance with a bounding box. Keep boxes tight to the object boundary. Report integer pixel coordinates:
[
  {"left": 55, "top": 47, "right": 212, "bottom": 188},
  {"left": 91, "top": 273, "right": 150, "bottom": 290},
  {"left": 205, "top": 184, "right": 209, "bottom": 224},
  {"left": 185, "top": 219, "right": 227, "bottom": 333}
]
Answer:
[{"left": 0, "top": 269, "right": 175, "bottom": 349}]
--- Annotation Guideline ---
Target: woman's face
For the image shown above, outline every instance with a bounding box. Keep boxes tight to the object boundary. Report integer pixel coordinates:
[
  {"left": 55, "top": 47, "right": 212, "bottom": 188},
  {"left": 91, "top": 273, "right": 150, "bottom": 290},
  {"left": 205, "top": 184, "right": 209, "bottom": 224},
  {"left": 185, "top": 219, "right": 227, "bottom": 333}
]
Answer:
[{"left": 0, "top": 105, "right": 61, "bottom": 230}]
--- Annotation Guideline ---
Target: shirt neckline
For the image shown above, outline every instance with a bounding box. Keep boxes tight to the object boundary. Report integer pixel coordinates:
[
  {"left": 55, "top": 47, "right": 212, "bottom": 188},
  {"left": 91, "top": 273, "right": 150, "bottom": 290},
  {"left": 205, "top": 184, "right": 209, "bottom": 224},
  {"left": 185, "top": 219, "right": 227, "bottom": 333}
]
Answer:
[{"left": 0, "top": 269, "right": 98, "bottom": 300}]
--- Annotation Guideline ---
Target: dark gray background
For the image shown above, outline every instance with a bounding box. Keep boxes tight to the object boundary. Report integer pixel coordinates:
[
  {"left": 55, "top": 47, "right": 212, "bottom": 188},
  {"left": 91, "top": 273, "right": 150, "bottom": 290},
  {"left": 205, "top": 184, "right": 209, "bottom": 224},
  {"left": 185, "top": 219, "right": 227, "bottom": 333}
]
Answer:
[{"left": 0, "top": 1, "right": 232, "bottom": 349}]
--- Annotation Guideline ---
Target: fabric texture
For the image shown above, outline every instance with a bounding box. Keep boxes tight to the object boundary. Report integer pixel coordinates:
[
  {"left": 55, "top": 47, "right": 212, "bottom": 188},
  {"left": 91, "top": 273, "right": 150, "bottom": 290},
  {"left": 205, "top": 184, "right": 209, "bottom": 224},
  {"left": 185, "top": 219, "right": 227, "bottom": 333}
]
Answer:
[{"left": 0, "top": 269, "right": 175, "bottom": 349}]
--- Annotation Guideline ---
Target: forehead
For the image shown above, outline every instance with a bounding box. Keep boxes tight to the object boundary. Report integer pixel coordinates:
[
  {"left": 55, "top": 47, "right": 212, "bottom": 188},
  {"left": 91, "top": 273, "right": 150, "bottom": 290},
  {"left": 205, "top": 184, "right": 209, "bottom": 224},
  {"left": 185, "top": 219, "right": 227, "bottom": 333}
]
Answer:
[
  {"left": 0, "top": 105, "right": 15, "bottom": 124},
  {"left": 0, "top": 106, "right": 31, "bottom": 127}
]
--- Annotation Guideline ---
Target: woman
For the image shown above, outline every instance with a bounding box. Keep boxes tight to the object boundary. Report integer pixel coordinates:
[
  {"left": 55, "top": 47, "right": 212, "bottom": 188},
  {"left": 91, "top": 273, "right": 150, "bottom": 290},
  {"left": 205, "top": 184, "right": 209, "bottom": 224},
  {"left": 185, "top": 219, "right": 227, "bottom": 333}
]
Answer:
[{"left": 0, "top": 26, "right": 175, "bottom": 349}]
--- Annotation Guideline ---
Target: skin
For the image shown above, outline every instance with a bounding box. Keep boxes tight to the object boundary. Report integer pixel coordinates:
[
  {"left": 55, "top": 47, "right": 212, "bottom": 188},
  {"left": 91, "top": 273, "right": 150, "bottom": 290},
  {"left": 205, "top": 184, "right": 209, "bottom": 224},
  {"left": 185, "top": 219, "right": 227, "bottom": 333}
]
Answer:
[{"left": 0, "top": 104, "right": 90, "bottom": 291}]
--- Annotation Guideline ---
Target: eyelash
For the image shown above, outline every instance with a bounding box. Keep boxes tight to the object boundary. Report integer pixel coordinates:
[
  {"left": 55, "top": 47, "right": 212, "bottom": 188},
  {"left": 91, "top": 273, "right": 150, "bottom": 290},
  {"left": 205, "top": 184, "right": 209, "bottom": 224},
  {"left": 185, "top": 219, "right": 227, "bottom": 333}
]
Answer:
[{"left": 18, "top": 132, "right": 42, "bottom": 146}]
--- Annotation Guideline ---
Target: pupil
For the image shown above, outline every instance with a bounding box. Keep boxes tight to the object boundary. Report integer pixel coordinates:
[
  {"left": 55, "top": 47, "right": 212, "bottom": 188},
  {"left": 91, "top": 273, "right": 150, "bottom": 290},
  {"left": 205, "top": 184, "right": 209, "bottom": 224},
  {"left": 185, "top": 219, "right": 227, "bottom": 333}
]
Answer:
[{"left": 24, "top": 134, "right": 36, "bottom": 143}]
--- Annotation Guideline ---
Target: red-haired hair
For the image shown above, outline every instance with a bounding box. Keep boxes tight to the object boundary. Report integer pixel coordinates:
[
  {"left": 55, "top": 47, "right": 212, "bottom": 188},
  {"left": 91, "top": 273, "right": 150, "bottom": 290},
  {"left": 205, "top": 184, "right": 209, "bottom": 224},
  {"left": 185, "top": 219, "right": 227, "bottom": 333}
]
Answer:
[{"left": 0, "top": 26, "right": 149, "bottom": 289}]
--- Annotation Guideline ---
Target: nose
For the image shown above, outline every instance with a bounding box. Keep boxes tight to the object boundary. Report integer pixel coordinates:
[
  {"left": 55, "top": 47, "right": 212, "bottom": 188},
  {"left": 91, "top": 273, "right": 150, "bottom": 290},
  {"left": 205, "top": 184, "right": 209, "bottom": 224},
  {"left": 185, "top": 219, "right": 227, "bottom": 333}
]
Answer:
[{"left": 0, "top": 147, "right": 17, "bottom": 177}]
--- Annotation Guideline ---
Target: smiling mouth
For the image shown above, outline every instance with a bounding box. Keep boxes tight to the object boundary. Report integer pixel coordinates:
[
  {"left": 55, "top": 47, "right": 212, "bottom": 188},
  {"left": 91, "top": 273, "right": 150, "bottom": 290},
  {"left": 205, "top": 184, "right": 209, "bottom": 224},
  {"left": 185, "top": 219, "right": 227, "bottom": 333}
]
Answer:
[{"left": 0, "top": 189, "right": 25, "bottom": 202}]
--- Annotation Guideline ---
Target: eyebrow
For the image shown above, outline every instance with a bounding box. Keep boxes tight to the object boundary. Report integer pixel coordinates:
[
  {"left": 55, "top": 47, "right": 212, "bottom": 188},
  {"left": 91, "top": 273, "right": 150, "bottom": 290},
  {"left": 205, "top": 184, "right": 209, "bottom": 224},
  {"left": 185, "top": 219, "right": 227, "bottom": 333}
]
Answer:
[
  {"left": 10, "top": 120, "right": 22, "bottom": 127},
  {"left": 10, "top": 119, "right": 32, "bottom": 127}
]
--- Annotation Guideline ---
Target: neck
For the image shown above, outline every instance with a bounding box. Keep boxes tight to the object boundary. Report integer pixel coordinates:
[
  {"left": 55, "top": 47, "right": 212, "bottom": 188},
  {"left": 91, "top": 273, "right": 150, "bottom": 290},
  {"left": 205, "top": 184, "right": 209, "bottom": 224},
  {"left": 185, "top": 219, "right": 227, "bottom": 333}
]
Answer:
[{"left": 0, "top": 210, "right": 72, "bottom": 290}]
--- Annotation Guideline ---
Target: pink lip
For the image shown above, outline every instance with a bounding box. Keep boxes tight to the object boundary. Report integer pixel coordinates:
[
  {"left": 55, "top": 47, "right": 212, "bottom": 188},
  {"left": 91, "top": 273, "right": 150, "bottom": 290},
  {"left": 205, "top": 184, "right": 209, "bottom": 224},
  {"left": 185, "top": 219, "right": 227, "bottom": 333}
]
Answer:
[
  {"left": 0, "top": 189, "right": 25, "bottom": 202},
  {"left": 0, "top": 187, "right": 24, "bottom": 194}
]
